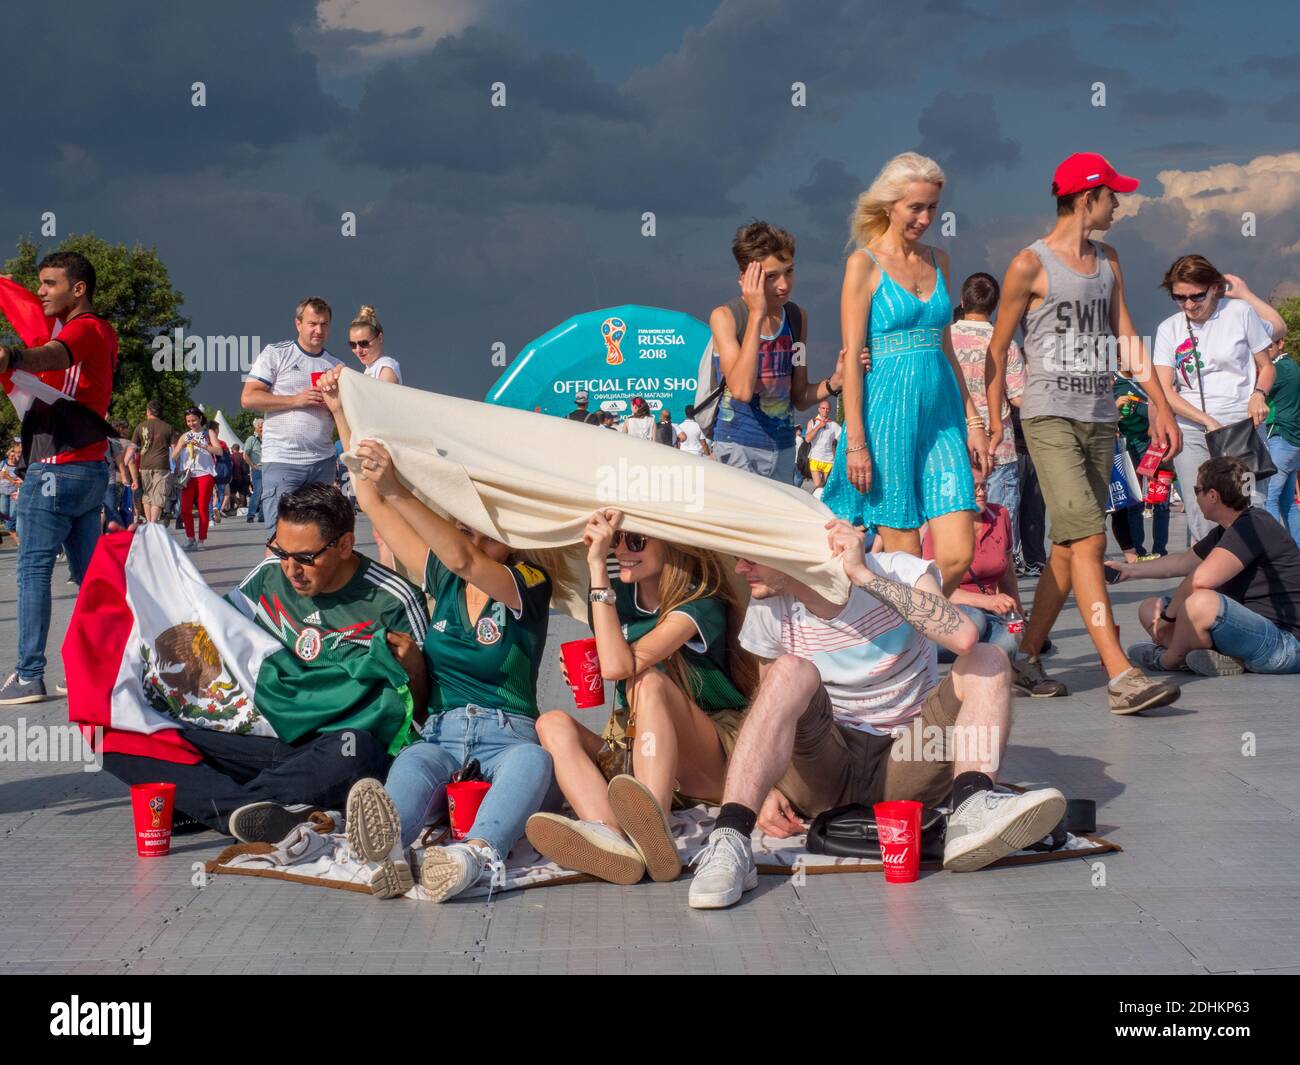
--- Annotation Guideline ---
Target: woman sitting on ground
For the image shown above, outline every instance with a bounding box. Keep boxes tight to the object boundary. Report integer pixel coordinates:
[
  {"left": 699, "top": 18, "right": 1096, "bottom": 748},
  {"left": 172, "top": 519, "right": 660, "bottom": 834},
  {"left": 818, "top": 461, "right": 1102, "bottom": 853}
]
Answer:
[
  {"left": 921, "top": 469, "right": 1025, "bottom": 662},
  {"left": 318, "top": 366, "right": 556, "bottom": 902},
  {"left": 526, "top": 511, "right": 756, "bottom": 885},
  {"left": 1107, "top": 457, "right": 1300, "bottom": 676}
]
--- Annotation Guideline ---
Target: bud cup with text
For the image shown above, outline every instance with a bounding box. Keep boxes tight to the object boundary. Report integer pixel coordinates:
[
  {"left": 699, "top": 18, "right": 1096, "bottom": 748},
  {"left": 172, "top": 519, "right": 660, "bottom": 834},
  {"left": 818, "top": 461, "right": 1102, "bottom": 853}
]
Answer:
[
  {"left": 874, "top": 800, "right": 922, "bottom": 883},
  {"left": 561, "top": 637, "right": 605, "bottom": 709},
  {"left": 446, "top": 780, "right": 491, "bottom": 841},
  {"left": 130, "top": 781, "right": 176, "bottom": 858}
]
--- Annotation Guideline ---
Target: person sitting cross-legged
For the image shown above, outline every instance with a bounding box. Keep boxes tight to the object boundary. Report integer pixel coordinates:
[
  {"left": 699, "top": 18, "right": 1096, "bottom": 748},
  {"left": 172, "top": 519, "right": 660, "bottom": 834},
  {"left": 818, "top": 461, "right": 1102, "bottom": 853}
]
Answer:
[
  {"left": 101, "top": 483, "right": 431, "bottom": 846},
  {"left": 1109, "top": 457, "right": 1300, "bottom": 677},
  {"left": 687, "top": 519, "right": 1066, "bottom": 910}
]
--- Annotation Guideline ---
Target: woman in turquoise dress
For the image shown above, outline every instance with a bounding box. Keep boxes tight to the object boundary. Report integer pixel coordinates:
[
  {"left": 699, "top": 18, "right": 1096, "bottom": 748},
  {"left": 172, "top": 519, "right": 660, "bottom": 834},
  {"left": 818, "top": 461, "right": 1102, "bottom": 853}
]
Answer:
[{"left": 822, "top": 152, "right": 987, "bottom": 593}]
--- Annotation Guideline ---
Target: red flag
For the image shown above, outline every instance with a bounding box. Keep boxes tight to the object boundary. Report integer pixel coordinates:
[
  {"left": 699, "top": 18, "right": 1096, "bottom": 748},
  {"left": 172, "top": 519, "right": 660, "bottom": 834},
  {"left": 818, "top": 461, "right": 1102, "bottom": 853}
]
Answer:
[{"left": 0, "top": 275, "right": 55, "bottom": 347}]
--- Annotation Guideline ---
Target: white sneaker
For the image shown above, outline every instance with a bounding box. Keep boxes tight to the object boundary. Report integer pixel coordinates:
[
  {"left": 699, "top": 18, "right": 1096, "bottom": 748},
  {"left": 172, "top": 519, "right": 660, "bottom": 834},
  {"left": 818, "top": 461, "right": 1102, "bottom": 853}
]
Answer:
[
  {"left": 943, "top": 787, "right": 1066, "bottom": 872},
  {"left": 420, "top": 842, "right": 502, "bottom": 902},
  {"left": 183, "top": 539, "right": 197, "bottom": 551},
  {"left": 688, "top": 828, "right": 758, "bottom": 909},
  {"left": 194, "top": 541, "right": 206, "bottom": 552},
  {"left": 525, "top": 813, "right": 645, "bottom": 884},
  {"left": 344, "top": 778, "right": 412, "bottom": 899}
]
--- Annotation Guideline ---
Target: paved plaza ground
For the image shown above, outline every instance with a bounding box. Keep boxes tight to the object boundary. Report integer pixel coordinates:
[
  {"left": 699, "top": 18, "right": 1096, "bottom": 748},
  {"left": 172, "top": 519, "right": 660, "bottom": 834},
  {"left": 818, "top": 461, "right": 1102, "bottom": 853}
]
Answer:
[{"left": 1, "top": 514, "right": 1297, "bottom": 975}]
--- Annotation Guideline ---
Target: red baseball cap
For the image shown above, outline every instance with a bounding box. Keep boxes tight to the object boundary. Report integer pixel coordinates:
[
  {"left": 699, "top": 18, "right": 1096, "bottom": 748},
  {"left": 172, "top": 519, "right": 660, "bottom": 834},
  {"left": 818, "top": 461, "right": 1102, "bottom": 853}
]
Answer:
[{"left": 1052, "top": 152, "right": 1140, "bottom": 196}]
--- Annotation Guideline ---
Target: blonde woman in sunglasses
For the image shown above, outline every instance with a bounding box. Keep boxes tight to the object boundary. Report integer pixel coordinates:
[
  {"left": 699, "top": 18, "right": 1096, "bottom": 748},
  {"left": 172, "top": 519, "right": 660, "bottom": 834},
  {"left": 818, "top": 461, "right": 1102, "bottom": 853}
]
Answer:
[{"left": 526, "top": 511, "right": 757, "bottom": 884}]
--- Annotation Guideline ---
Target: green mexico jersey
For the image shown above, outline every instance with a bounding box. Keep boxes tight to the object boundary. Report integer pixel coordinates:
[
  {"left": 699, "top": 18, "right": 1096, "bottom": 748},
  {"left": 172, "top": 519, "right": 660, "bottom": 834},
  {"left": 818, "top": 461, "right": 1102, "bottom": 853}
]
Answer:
[
  {"left": 604, "top": 579, "right": 746, "bottom": 714},
  {"left": 229, "top": 554, "right": 428, "bottom": 662},
  {"left": 423, "top": 553, "right": 553, "bottom": 719}
]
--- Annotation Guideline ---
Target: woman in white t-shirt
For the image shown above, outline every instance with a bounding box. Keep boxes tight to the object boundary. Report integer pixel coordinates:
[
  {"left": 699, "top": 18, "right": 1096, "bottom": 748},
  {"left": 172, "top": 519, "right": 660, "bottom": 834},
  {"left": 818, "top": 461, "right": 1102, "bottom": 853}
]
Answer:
[
  {"left": 170, "top": 408, "right": 222, "bottom": 550},
  {"left": 619, "top": 397, "right": 656, "bottom": 440},
  {"left": 348, "top": 305, "right": 403, "bottom": 384},
  {"left": 1153, "top": 258, "right": 1285, "bottom": 542}
]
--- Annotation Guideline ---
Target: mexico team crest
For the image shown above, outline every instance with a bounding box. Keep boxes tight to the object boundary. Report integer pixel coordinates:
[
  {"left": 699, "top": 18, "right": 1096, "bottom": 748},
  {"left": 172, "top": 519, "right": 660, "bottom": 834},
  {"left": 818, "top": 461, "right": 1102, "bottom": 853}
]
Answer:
[
  {"left": 295, "top": 626, "right": 323, "bottom": 661},
  {"left": 476, "top": 617, "right": 502, "bottom": 645}
]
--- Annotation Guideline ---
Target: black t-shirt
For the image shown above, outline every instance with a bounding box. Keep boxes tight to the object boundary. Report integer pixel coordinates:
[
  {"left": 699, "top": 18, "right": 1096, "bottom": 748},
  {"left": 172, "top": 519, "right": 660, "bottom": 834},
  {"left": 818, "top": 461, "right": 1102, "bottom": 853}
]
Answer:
[
  {"left": 1192, "top": 508, "right": 1300, "bottom": 637},
  {"left": 567, "top": 408, "right": 591, "bottom": 421}
]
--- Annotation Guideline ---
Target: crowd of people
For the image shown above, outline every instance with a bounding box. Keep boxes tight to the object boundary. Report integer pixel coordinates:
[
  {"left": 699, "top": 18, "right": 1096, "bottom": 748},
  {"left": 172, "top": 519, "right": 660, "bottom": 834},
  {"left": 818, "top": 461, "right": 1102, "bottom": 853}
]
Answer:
[{"left": 1, "top": 149, "right": 1297, "bottom": 911}]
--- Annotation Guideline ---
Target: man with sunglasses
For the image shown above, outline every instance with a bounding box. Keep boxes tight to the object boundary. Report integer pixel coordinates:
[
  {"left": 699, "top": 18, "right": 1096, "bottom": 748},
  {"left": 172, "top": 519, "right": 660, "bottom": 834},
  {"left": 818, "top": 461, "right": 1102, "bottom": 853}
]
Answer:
[
  {"left": 986, "top": 152, "right": 1183, "bottom": 714},
  {"left": 104, "top": 484, "right": 431, "bottom": 845},
  {"left": 240, "top": 297, "right": 342, "bottom": 544}
]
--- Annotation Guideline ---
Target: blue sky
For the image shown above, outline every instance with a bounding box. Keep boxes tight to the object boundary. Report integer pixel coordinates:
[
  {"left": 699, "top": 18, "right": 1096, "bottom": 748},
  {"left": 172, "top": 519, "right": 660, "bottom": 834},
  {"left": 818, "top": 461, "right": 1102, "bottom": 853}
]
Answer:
[{"left": 3, "top": 0, "right": 1297, "bottom": 415}]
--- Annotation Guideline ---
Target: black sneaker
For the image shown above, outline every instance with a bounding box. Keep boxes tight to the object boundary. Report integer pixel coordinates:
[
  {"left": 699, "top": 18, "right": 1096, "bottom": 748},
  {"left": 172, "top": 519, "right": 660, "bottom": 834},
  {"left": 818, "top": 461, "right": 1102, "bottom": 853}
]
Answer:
[
  {"left": 0, "top": 672, "right": 48, "bottom": 705},
  {"left": 228, "top": 802, "right": 326, "bottom": 843}
]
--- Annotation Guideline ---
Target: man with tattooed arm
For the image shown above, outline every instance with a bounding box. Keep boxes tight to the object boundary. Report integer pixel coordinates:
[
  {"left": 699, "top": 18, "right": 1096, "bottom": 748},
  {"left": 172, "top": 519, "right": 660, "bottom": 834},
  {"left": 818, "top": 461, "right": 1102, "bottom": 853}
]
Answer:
[{"left": 687, "top": 519, "right": 1065, "bottom": 909}]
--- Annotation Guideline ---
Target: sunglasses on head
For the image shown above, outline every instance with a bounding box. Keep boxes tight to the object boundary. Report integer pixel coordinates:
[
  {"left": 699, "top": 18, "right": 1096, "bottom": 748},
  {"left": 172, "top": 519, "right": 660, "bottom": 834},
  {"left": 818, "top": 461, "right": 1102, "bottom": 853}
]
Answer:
[
  {"left": 349, "top": 339, "right": 372, "bottom": 349},
  {"left": 1171, "top": 290, "right": 1209, "bottom": 305},
  {"left": 266, "top": 537, "right": 338, "bottom": 566},
  {"left": 612, "top": 530, "right": 647, "bottom": 552}
]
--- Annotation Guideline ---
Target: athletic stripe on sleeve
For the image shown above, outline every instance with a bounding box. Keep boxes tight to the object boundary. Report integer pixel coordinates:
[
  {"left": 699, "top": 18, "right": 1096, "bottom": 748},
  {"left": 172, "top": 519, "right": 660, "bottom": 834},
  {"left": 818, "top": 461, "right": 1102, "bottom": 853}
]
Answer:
[{"left": 364, "top": 566, "right": 429, "bottom": 643}]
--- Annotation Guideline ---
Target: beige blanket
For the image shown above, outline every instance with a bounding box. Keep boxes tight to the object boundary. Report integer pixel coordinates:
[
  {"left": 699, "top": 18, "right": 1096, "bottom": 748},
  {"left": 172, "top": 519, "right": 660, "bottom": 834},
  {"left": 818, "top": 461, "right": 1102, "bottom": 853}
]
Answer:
[{"left": 337, "top": 368, "right": 851, "bottom": 619}]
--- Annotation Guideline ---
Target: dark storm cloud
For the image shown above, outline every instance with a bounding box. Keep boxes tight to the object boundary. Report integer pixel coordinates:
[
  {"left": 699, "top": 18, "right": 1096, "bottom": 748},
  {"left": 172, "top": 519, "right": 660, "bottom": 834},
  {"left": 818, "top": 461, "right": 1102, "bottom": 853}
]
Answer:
[
  {"left": 3, "top": 1, "right": 343, "bottom": 175},
  {"left": 1266, "top": 93, "right": 1300, "bottom": 123},
  {"left": 960, "top": 30, "right": 1129, "bottom": 90},
  {"left": 917, "top": 92, "right": 1021, "bottom": 176},
  {"left": 794, "top": 159, "right": 863, "bottom": 236},
  {"left": 1123, "top": 87, "right": 1229, "bottom": 120}
]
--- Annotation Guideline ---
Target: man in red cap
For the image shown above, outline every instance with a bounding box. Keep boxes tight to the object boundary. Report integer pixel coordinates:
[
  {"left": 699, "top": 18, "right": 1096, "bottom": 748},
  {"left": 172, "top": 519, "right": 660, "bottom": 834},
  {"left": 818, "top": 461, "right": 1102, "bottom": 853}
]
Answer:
[{"left": 985, "top": 153, "right": 1183, "bottom": 715}]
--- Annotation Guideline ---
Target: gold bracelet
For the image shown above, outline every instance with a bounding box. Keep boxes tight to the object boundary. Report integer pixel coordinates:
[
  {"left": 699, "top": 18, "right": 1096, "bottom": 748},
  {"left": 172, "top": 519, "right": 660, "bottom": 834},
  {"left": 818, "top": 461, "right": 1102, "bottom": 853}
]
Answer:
[{"left": 845, "top": 443, "right": 867, "bottom": 454}]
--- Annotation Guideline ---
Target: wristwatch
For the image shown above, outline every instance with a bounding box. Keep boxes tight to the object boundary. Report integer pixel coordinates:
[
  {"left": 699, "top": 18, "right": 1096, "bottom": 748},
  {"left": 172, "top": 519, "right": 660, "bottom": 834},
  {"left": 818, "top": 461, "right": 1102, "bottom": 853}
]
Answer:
[{"left": 588, "top": 587, "right": 617, "bottom": 605}]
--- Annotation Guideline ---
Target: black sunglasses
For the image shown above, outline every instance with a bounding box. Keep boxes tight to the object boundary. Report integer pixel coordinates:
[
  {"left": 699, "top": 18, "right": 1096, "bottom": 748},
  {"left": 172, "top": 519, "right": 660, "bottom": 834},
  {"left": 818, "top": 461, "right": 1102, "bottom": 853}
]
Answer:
[
  {"left": 1171, "top": 290, "right": 1209, "bottom": 305},
  {"left": 266, "top": 537, "right": 339, "bottom": 566},
  {"left": 349, "top": 339, "right": 372, "bottom": 349},
  {"left": 611, "top": 530, "right": 647, "bottom": 552}
]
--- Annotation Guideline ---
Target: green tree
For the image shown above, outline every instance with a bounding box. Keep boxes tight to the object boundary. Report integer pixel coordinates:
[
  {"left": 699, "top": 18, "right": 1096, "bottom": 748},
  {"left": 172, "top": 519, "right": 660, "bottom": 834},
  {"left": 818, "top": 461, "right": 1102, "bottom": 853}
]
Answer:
[
  {"left": 1277, "top": 297, "right": 1300, "bottom": 362},
  {"left": 0, "top": 233, "right": 195, "bottom": 444}
]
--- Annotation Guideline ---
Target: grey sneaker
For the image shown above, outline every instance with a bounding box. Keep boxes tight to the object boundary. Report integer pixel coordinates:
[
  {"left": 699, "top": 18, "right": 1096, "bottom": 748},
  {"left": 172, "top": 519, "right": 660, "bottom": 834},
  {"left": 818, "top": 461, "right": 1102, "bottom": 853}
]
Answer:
[
  {"left": 943, "top": 787, "right": 1067, "bottom": 872},
  {"left": 1186, "top": 648, "right": 1246, "bottom": 677},
  {"left": 183, "top": 539, "right": 197, "bottom": 552},
  {"left": 525, "top": 813, "right": 645, "bottom": 884},
  {"left": 228, "top": 802, "right": 326, "bottom": 844},
  {"left": 0, "top": 672, "right": 47, "bottom": 705},
  {"left": 1012, "top": 654, "right": 1068, "bottom": 697},
  {"left": 1108, "top": 667, "right": 1181, "bottom": 715},
  {"left": 1126, "top": 642, "right": 1188, "bottom": 674},
  {"left": 688, "top": 828, "right": 758, "bottom": 909}
]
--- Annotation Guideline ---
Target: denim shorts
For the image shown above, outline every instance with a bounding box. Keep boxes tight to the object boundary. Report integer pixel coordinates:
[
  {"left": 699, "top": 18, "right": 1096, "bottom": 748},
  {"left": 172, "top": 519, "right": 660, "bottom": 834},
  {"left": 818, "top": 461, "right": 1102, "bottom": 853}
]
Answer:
[{"left": 1206, "top": 594, "right": 1300, "bottom": 674}]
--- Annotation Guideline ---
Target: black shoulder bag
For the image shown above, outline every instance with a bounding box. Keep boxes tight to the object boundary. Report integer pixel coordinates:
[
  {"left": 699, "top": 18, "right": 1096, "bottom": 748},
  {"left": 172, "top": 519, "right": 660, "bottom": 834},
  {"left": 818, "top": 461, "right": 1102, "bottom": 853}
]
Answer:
[{"left": 1188, "top": 314, "right": 1277, "bottom": 478}]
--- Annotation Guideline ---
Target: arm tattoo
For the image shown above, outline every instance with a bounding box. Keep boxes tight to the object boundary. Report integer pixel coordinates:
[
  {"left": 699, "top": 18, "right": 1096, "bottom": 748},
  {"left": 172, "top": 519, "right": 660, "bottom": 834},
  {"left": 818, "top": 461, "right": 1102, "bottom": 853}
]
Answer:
[{"left": 853, "top": 570, "right": 965, "bottom": 638}]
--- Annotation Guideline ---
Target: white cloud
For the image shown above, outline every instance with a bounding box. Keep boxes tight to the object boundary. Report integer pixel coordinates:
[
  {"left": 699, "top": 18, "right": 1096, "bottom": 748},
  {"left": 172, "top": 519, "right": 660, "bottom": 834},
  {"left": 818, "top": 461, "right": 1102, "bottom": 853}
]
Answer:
[
  {"left": 314, "top": 0, "right": 483, "bottom": 60},
  {"left": 1116, "top": 151, "right": 1300, "bottom": 233}
]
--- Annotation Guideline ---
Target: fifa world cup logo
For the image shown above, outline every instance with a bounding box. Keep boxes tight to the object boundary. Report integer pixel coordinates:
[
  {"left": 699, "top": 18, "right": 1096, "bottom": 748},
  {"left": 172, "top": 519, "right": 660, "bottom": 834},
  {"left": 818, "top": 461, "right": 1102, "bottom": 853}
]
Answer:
[
  {"left": 602, "top": 317, "right": 626, "bottom": 365},
  {"left": 149, "top": 795, "right": 165, "bottom": 828}
]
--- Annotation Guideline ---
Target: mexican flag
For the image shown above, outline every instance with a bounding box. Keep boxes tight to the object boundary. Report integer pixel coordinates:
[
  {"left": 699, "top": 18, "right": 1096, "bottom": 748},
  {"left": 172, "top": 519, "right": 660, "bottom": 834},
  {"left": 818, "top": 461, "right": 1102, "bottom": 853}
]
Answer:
[{"left": 64, "top": 523, "right": 419, "bottom": 764}]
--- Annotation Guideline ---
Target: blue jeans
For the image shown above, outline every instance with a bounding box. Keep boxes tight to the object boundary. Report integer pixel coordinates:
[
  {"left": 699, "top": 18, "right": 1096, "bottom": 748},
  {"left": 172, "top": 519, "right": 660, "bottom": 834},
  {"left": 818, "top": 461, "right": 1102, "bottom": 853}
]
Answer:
[
  {"left": 1207, "top": 594, "right": 1300, "bottom": 674},
  {"left": 16, "top": 460, "right": 108, "bottom": 680},
  {"left": 712, "top": 440, "right": 797, "bottom": 483},
  {"left": 384, "top": 705, "right": 554, "bottom": 856},
  {"left": 938, "top": 604, "right": 1020, "bottom": 663},
  {"left": 0, "top": 493, "right": 16, "bottom": 530},
  {"left": 260, "top": 456, "right": 336, "bottom": 535},
  {"left": 247, "top": 467, "right": 263, "bottom": 520},
  {"left": 1264, "top": 435, "right": 1300, "bottom": 545},
  {"left": 984, "top": 462, "right": 1020, "bottom": 553}
]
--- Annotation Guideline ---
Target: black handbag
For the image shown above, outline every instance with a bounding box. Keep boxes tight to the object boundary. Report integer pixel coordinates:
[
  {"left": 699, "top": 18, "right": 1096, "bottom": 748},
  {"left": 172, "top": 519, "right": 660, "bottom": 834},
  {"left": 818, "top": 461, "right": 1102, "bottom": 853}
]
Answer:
[
  {"left": 806, "top": 803, "right": 947, "bottom": 861},
  {"left": 1186, "top": 314, "right": 1277, "bottom": 478}
]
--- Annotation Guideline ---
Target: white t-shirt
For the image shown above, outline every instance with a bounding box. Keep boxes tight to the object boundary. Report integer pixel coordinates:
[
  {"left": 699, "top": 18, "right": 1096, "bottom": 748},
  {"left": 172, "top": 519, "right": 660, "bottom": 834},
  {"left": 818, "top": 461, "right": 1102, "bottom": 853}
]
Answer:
[
  {"left": 247, "top": 340, "right": 343, "bottom": 465},
  {"left": 678, "top": 418, "right": 707, "bottom": 454},
  {"left": 807, "top": 419, "right": 841, "bottom": 463},
  {"left": 622, "top": 415, "right": 655, "bottom": 440},
  {"left": 738, "top": 551, "right": 941, "bottom": 734},
  {"left": 364, "top": 355, "right": 403, "bottom": 383},
  {"left": 1153, "top": 299, "right": 1273, "bottom": 427},
  {"left": 179, "top": 430, "right": 216, "bottom": 478}
]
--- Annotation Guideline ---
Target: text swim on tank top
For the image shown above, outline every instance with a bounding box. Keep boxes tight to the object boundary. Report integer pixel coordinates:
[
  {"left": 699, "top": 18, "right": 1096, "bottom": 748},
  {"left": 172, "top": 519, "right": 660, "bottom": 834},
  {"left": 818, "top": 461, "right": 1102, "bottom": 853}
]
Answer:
[
  {"left": 713, "top": 309, "right": 796, "bottom": 450},
  {"left": 1019, "top": 239, "right": 1117, "bottom": 423}
]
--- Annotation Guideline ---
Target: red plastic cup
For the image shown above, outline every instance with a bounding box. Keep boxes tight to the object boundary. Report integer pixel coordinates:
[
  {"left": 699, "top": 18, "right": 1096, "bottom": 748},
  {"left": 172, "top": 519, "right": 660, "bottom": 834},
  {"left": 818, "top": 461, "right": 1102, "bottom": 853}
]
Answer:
[
  {"left": 310, "top": 371, "right": 324, "bottom": 388},
  {"left": 560, "top": 637, "right": 605, "bottom": 709},
  {"left": 446, "top": 780, "right": 491, "bottom": 841},
  {"left": 130, "top": 782, "right": 176, "bottom": 858},
  {"left": 874, "top": 800, "right": 922, "bottom": 884}
]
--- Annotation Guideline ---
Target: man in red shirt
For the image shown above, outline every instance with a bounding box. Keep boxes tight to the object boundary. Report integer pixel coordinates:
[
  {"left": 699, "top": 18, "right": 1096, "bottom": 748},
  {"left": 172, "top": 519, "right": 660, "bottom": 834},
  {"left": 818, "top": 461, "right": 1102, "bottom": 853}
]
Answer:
[{"left": 0, "top": 252, "right": 119, "bottom": 703}]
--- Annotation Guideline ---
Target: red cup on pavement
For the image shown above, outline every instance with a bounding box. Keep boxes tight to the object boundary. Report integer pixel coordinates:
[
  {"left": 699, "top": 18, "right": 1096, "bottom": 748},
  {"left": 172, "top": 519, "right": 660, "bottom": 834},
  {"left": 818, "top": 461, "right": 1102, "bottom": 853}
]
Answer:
[
  {"left": 560, "top": 637, "right": 605, "bottom": 709},
  {"left": 446, "top": 780, "right": 491, "bottom": 841},
  {"left": 130, "top": 782, "right": 176, "bottom": 858},
  {"left": 874, "top": 800, "right": 922, "bottom": 884}
]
